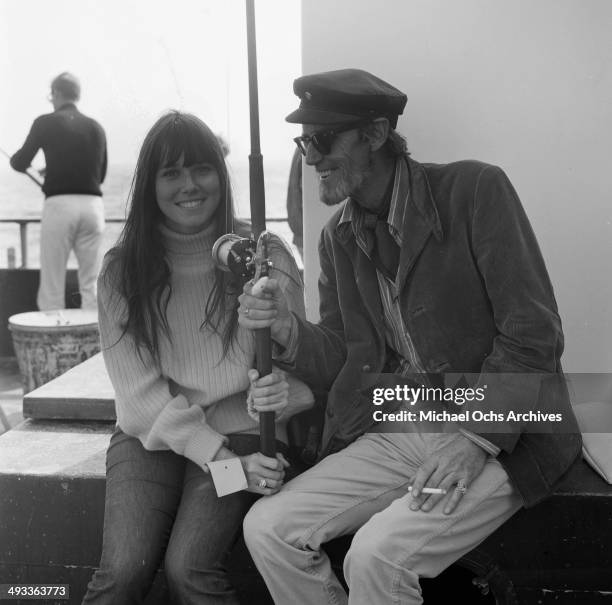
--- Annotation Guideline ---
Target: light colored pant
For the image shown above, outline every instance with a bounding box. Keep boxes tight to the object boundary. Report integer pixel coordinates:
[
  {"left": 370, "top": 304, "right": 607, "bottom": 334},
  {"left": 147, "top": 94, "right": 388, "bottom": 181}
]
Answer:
[
  {"left": 243, "top": 432, "right": 522, "bottom": 605},
  {"left": 38, "top": 194, "right": 105, "bottom": 310}
]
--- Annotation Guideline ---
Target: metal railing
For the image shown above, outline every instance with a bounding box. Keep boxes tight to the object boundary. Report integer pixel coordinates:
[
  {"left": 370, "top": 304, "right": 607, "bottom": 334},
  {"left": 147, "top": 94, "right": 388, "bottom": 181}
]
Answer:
[{"left": 0, "top": 217, "right": 288, "bottom": 268}]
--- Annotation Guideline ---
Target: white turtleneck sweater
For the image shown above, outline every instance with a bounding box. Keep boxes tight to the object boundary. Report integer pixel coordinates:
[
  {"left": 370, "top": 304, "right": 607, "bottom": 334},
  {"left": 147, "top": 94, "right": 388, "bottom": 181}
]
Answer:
[{"left": 97, "top": 222, "right": 311, "bottom": 471}]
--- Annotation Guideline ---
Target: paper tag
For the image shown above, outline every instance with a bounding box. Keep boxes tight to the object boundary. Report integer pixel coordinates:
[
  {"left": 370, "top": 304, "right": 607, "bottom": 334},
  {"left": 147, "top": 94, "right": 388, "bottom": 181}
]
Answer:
[{"left": 207, "top": 458, "right": 248, "bottom": 497}]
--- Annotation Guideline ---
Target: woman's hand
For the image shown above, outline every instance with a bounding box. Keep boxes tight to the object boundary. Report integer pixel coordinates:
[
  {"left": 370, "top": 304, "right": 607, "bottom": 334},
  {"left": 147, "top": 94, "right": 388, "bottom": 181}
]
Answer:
[
  {"left": 240, "top": 452, "right": 290, "bottom": 495},
  {"left": 247, "top": 368, "right": 289, "bottom": 421}
]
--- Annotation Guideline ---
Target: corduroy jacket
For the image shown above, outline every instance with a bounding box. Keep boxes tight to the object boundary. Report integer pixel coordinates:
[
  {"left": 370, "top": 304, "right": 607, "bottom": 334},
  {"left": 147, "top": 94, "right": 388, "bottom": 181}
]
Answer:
[{"left": 284, "top": 156, "right": 581, "bottom": 508}]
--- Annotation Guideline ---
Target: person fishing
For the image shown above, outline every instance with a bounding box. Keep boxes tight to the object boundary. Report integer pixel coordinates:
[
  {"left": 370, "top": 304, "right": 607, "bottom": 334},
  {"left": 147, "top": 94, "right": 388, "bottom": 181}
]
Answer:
[
  {"left": 82, "top": 110, "right": 312, "bottom": 604},
  {"left": 9, "top": 72, "right": 107, "bottom": 311}
]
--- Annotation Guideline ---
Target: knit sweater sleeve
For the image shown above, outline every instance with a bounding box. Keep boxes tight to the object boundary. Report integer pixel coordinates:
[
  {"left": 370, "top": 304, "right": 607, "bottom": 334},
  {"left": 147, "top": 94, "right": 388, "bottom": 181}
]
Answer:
[{"left": 97, "top": 269, "right": 228, "bottom": 469}]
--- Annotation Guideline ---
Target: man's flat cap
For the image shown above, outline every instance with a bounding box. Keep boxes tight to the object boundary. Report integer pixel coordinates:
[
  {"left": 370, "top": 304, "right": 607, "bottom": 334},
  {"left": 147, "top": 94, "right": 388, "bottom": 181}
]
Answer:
[{"left": 286, "top": 68, "right": 407, "bottom": 128}]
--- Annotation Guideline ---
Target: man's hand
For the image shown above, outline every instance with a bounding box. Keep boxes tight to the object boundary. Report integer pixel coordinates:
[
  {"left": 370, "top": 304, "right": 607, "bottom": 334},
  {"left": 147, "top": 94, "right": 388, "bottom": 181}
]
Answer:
[
  {"left": 409, "top": 433, "right": 488, "bottom": 515},
  {"left": 238, "top": 277, "right": 293, "bottom": 347}
]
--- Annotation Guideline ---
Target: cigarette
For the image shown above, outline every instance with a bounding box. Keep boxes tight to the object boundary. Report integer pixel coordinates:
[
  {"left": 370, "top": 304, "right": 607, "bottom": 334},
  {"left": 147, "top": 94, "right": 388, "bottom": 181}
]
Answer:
[{"left": 407, "top": 486, "right": 447, "bottom": 495}]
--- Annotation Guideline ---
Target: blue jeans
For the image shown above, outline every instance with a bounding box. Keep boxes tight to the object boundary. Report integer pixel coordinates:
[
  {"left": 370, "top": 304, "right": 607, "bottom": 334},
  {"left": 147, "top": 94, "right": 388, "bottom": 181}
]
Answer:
[{"left": 82, "top": 429, "right": 256, "bottom": 605}]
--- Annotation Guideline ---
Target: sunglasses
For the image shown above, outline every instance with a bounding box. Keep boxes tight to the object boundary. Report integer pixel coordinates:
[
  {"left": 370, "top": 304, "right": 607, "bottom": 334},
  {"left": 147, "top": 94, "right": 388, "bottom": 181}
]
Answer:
[{"left": 293, "top": 121, "right": 366, "bottom": 156}]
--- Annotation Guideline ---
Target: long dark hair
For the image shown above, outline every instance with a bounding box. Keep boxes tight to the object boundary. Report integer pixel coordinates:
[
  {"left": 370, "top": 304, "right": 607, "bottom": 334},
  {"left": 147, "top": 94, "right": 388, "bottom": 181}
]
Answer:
[{"left": 102, "top": 110, "right": 246, "bottom": 361}]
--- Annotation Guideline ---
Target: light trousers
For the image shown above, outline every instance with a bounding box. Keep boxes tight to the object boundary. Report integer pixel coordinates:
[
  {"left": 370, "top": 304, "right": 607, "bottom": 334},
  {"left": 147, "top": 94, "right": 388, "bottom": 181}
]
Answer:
[
  {"left": 38, "top": 194, "right": 105, "bottom": 310},
  {"left": 243, "top": 432, "right": 522, "bottom": 605}
]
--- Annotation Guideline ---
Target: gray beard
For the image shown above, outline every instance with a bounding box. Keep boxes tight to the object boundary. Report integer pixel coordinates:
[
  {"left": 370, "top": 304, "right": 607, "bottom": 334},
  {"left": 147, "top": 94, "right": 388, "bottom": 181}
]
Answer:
[{"left": 319, "top": 164, "right": 370, "bottom": 206}]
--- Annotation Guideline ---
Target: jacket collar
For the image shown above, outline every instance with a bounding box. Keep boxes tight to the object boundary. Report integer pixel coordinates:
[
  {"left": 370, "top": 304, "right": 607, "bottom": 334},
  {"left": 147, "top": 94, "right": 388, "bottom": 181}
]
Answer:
[
  {"left": 334, "top": 155, "right": 443, "bottom": 292},
  {"left": 404, "top": 156, "right": 443, "bottom": 242},
  {"left": 335, "top": 155, "right": 443, "bottom": 245},
  {"left": 336, "top": 155, "right": 408, "bottom": 248},
  {"left": 393, "top": 156, "right": 444, "bottom": 290}
]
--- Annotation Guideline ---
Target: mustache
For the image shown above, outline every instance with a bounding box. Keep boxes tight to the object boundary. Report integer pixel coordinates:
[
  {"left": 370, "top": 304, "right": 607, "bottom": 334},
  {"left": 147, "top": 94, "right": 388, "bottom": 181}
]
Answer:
[{"left": 319, "top": 163, "right": 371, "bottom": 206}]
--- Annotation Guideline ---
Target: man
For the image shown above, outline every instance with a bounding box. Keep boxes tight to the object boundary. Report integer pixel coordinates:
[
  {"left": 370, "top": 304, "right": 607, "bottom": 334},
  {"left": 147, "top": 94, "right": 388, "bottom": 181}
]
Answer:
[
  {"left": 238, "top": 69, "right": 581, "bottom": 604},
  {"left": 11, "top": 72, "right": 107, "bottom": 310}
]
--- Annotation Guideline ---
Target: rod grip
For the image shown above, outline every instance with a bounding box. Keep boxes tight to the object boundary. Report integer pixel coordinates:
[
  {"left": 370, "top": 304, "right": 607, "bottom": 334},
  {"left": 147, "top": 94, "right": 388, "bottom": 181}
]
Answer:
[{"left": 255, "top": 327, "right": 276, "bottom": 456}]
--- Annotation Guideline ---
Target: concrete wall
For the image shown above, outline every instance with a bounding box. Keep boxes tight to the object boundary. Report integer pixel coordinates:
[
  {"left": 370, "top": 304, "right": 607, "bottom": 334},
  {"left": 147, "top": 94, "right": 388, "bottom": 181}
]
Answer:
[{"left": 298, "top": 0, "right": 612, "bottom": 373}]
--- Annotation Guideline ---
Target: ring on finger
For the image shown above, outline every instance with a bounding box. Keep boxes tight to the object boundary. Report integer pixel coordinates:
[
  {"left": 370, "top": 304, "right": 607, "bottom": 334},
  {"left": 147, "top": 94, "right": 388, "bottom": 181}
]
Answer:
[
  {"left": 455, "top": 479, "right": 467, "bottom": 494},
  {"left": 258, "top": 478, "right": 268, "bottom": 489},
  {"left": 244, "top": 307, "right": 250, "bottom": 317}
]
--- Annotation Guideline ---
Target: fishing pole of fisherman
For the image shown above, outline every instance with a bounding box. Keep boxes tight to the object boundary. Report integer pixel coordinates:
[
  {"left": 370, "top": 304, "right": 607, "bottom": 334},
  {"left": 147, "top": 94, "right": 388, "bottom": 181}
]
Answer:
[{"left": 0, "top": 147, "right": 44, "bottom": 189}]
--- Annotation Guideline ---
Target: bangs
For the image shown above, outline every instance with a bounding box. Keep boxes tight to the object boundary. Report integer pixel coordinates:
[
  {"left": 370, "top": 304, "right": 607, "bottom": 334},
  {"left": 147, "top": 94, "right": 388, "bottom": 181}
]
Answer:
[{"left": 156, "top": 117, "right": 220, "bottom": 169}]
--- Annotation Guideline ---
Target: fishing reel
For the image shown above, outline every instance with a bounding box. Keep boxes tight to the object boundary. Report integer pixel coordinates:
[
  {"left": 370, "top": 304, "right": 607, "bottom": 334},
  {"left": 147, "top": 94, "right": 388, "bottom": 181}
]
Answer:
[
  {"left": 212, "top": 231, "right": 273, "bottom": 284},
  {"left": 213, "top": 229, "right": 276, "bottom": 458}
]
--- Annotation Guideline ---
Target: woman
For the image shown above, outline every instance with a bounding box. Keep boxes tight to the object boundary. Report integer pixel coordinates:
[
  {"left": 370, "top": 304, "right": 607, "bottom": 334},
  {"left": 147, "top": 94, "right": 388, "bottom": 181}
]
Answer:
[{"left": 83, "top": 111, "right": 312, "bottom": 604}]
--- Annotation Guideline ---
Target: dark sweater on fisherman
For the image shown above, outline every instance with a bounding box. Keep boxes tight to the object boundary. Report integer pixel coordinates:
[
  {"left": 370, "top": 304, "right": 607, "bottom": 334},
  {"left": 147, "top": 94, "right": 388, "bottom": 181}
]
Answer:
[{"left": 10, "top": 103, "right": 107, "bottom": 198}]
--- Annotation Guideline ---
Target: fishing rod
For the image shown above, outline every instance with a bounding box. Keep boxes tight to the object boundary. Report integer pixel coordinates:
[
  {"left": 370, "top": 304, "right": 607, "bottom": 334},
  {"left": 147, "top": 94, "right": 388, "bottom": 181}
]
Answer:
[
  {"left": 212, "top": 0, "right": 276, "bottom": 457},
  {"left": 0, "top": 147, "right": 44, "bottom": 188},
  {"left": 245, "top": 0, "right": 276, "bottom": 457}
]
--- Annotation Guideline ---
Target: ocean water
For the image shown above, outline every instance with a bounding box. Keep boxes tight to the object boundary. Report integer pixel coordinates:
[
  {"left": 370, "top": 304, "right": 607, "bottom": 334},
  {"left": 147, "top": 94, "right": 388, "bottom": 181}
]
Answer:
[{"left": 0, "top": 159, "right": 296, "bottom": 268}]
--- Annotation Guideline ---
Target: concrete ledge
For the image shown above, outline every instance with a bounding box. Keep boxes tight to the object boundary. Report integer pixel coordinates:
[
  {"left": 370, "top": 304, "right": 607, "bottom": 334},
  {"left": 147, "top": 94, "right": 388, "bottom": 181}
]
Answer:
[
  {"left": 469, "top": 460, "right": 612, "bottom": 597},
  {"left": 0, "top": 421, "right": 479, "bottom": 604},
  {"left": 0, "top": 420, "right": 112, "bottom": 603},
  {"left": 0, "top": 419, "right": 270, "bottom": 604},
  {"left": 23, "top": 354, "right": 115, "bottom": 421},
  {"left": 0, "top": 419, "right": 112, "bottom": 476},
  {"left": 2, "top": 419, "right": 611, "bottom": 604}
]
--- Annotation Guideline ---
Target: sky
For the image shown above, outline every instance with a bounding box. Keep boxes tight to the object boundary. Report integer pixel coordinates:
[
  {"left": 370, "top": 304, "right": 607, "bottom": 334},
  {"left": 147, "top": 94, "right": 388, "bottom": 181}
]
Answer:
[{"left": 0, "top": 0, "right": 302, "bottom": 167}]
